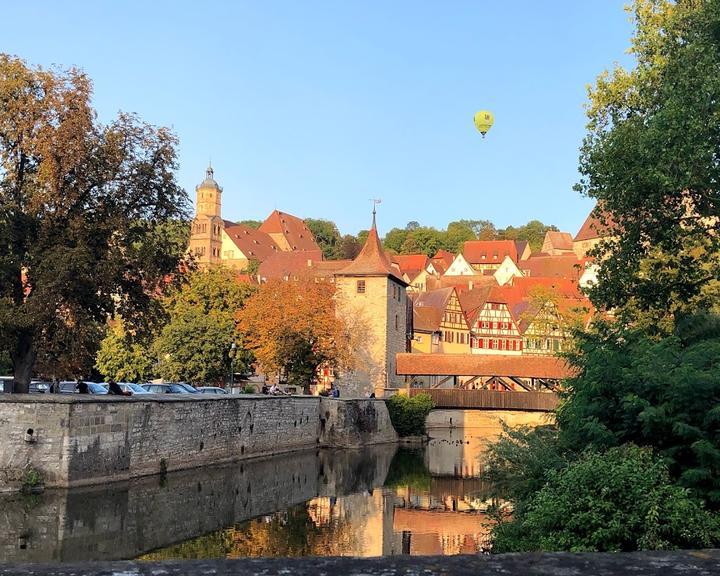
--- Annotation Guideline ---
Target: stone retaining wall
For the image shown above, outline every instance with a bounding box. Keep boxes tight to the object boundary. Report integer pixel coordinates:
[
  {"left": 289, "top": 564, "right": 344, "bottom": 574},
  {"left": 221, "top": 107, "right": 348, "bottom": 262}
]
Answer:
[{"left": 0, "top": 395, "right": 397, "bottom": 490}]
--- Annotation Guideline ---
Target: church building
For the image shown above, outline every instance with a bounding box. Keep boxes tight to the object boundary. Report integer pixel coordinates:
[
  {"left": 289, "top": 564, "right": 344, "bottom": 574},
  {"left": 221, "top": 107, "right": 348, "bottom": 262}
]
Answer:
[{"left": 188, "top": 166, "right": 321, "bottom": 269}]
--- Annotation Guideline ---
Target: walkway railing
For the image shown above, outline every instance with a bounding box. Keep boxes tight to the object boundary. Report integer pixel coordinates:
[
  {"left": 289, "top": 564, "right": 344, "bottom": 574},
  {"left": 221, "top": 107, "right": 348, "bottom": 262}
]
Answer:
[{"left": 408, "top": 388, "right": 559, "bottom": 411}]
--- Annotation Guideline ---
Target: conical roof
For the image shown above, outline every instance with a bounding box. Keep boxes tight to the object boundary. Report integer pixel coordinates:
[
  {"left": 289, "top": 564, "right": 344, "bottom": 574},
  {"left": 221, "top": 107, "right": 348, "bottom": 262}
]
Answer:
[{"left": 336, "top": 217, "right": 407, "bottom": 284}]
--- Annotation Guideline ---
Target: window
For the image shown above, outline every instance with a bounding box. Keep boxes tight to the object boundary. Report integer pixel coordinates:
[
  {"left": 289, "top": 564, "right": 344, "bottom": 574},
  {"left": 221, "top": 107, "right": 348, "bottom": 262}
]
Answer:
[
  {"left": 356, "top": 280, "right": 366, "bottom": 293},
  {"left": 395, "top": 314, "right": 398, "bottom": 331},
  {"left": 481, "top": 321, "right": 489, "bottom": 329},
  {"left": 491, "top": 339, "right": 498, "bottom": 349},
  {"left": 478, "top": 338, "right": 484, "bottom": 349}
]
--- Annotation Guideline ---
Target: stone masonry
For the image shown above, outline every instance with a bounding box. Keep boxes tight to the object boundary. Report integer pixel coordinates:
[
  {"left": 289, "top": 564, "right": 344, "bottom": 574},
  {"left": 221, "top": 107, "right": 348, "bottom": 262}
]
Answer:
[{"left": 0, "top": 395, "right": 397, "bottom": 490}]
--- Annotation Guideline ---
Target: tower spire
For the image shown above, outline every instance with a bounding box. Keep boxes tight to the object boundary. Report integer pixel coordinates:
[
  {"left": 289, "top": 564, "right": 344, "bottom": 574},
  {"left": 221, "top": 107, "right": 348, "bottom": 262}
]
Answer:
[
  {"left": 370, "top": 198, "right": 382, "bottom": 230},
  {"left": 206, "top": 162, "right": 214, "bottom": 180}
]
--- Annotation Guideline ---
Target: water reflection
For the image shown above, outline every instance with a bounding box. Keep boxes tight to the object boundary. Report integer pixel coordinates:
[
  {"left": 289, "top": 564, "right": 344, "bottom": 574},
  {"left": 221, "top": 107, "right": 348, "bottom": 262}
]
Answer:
[{"left": 0, "top": 427, "right": 502, "bottom": 562}]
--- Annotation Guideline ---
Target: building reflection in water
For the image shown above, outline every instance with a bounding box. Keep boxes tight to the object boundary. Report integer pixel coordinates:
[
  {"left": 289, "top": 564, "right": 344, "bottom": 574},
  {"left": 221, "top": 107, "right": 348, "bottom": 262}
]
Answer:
[
  {"left": 142, "top": 427, "right": 500, "bottom": 560},
  {"left": 1, "top": 424, "right": 508, "bottom": 562}
]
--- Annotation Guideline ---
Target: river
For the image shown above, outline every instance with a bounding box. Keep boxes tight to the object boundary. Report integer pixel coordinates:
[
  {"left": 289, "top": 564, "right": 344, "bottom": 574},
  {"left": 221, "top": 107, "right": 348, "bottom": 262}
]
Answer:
[{"left": 0, "top": 425, "right": 508, "bottom": 562}]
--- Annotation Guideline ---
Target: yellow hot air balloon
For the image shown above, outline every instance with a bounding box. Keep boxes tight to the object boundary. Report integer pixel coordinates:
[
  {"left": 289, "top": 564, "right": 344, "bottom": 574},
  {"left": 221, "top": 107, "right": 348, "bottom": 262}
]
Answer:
[{"left": 473, "top": 110, "right": 494, "bottom": 137}]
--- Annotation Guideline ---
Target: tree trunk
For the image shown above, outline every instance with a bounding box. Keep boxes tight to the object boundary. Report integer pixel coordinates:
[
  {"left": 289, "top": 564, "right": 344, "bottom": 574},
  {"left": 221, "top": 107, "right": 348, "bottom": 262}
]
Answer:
[{"left": 11, "top": 333, "right": 36, "bottom": 394}]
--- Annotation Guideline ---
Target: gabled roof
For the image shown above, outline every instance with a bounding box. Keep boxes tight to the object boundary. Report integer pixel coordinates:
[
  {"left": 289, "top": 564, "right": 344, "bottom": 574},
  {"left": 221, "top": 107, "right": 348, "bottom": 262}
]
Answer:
[
  {"left": 510, "top": 276, "right": 583, "bottom": 299},
  {"left": 543, "top": 231, "right": 575, "bottom": 251},
  {"left": 393, "top": 254, "right": 430, "bottom": 274},
  {"left": 463, "top": 240, "right": 518, "bottom": 264},
  {"left": 429, "top": 274, "right": 497, "bottom": 293},
  {"left": 458, "top": 286, "right": 494, "bottom": 326},
  {"left": 259, "top": 210, "right": 321, "bottom": 252},
  {"left": 336, "top": 222, "right": 407, "bottom": 284},
  {"left": 414, "top": 287, "right": 456, "bottom": 311},
  {"left": 515, "top": 240, "right": 530, "bottom": 259},
  {"left": 520, "top": 254, "right": 583, "bottom": 280},
  {"left": 413, "top": 306, "right": 443, "bottom": 333},
  {"left": 575, "top": 207, "right": 614, "bottom": 241},
  {"left": 258, "top": 250, "right": 323, "bottom": 280},
  {"left": 431, "top": 249, "right": 456, "bottom": 267},
  {"left": 223, "top": 224, "right": 280, "bottom": 262},
  {"left": 309, "top": 259, "right": 352, "bottom": 279}
]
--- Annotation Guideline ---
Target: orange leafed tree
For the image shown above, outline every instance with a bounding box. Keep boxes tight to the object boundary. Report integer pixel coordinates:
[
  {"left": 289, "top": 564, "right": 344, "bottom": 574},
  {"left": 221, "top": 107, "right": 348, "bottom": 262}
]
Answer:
[{"left": 236, "top": 279, "right": 352, "bottom": 391}]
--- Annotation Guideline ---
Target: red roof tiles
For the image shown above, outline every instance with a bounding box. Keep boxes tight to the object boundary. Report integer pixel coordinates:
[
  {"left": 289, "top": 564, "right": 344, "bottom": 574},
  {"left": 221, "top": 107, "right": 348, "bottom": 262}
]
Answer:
[
  {"left": 520, "top": 254, "right": 583, "bottom": 280},
  {"left": 395, "top": 353, "right": 574, "bottom": 379},
  {"left": 336, "top": 226, "right": 407, "bottom": 284},
  {"left": 575, "top": 207, "right": 614, "bottom": 241},
  {"left": 223, "top": 224, "right": 280, "bottom": 262},
  {"left": 258, "top": 250, "right": 323, "bottom": 280},
  {"left": 463, "top": 240, "right": 518, "bottom": 264},
  {"left": 259, "top": 210, "right": 321, "bottom": 252}
]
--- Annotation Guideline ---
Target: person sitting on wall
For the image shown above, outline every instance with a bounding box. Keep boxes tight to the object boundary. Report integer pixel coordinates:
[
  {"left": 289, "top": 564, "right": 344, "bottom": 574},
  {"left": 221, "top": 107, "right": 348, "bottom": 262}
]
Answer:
[
  {"left": 331, "top": 386, "right": 340, "bottom": 398},
  {"left": 76, "top": 380, "right": 89, "bottom": 394},
  {"left": 261, "top": 383, "right": 269, "bottom": 395},
  {"left": 269, "top": 383, "right": 289, "bottom": 396},
  {"left": 108, "top": 380, "right": 131, "bottom": 396}
]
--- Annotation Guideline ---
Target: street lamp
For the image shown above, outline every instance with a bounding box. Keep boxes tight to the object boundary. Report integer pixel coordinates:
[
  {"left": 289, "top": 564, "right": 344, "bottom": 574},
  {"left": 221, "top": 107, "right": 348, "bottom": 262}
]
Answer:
[{"left": 229, "top": 342, "right": 237, "bottom": 389}]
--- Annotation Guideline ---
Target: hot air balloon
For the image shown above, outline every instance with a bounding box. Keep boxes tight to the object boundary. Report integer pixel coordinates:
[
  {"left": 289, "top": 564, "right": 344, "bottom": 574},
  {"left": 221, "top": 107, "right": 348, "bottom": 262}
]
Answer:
[{"left": 473, "top": 110, "right": 494, "bottom": 137}]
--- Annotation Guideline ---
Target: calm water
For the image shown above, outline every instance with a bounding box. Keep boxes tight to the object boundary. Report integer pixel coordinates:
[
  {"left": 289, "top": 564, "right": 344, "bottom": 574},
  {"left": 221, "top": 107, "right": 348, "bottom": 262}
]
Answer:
[{"left": 0, "top": 427, "right": 501, "bottom": 562}]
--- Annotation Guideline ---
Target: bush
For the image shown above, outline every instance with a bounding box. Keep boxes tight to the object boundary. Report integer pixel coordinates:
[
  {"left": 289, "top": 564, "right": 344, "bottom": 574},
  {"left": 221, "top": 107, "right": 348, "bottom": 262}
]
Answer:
[
  {"left": 242, "top": 384, "right": 256, "bottom": 394},
  {"left": 385, "top": 393, "right": 433, "bottom": 437},
  {"left": 492, "top": 445, "right": 720, "bottom": 553}
]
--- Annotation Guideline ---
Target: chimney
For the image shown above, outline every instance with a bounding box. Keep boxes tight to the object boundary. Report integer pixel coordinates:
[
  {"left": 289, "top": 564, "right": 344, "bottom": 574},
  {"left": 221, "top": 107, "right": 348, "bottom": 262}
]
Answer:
[{"left": 468, "top": 280, "right": 473, "bottom": 290}]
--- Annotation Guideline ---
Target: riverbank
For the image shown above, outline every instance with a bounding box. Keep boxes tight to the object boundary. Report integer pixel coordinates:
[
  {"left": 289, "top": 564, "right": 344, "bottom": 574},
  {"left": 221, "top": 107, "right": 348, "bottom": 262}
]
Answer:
[{"left": 0, "top": 395, "right": 397, "bottom": 491}]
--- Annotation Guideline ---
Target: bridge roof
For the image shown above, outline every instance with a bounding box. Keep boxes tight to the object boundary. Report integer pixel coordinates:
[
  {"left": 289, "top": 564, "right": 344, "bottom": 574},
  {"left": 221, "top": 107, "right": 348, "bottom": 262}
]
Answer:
[{"left": 395, "top": 353, "right": 573, "bottom": 380}]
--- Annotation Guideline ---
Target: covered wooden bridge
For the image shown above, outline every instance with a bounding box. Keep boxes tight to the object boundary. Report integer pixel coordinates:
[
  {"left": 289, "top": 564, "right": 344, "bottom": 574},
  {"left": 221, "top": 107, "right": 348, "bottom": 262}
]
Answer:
[{"left": 395, "top": 353, "right": 574, "bottom": 411}]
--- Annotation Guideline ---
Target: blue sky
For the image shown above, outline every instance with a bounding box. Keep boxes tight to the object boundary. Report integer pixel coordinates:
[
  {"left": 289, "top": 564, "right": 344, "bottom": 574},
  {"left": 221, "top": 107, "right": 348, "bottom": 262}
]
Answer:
[{"left": 4, "top": 1, "right": 633, "bottom": 236}]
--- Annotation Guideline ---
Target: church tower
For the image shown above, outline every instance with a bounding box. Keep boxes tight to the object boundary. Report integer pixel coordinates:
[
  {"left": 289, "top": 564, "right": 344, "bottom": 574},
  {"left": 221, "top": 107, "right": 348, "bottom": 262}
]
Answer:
[
  {"left": 334, "top": 209, "right": 409, "bottom": 397},
  {"left": 188, "top": 165, "right": 224, "bottom": 267}
]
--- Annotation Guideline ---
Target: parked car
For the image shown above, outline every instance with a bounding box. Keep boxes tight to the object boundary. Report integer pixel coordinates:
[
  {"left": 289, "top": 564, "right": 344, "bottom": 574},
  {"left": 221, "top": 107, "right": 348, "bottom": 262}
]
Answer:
[
  {"left": 197, "top": 387, "right": 229, "bottom": 395},
  {"left": 0, "top": 378, "right": 51, "bottom": 393},
  {"left": 58, "top": 381, "right": 108, "bottom": 394},
  {"left": 99, "top": 382, "right": 153, "bottom": 395},
  {"left": 176, "top": 383, "right": 199, "bottom": 394},
  {"left": 141, "top": 383, "right": 195, "bottom": 394}
]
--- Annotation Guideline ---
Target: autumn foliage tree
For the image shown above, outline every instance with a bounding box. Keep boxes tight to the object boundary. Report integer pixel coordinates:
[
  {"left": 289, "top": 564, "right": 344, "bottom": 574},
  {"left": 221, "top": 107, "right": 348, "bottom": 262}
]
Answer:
[
  {"left": 237, "top": 278, "right": 351, "bottom": 392},
  {"left": 0, "top": 55, "right": 189, "bottom": 391}
]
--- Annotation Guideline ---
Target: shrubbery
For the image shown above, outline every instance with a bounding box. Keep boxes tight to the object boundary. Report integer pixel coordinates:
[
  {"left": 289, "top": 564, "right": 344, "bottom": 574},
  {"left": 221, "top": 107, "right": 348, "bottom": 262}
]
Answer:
[
  {"left": 385, "top": 393, "right": 433, "bottom": 437},
  {"left": 492, "top": 445, "right": 720, "bottom": 553}
]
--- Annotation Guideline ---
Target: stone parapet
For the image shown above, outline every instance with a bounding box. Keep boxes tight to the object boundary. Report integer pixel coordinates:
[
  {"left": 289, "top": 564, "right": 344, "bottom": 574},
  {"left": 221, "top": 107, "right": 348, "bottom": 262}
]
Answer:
[{"left": 0, "top": 395, "right": 397, "bottom": 490}]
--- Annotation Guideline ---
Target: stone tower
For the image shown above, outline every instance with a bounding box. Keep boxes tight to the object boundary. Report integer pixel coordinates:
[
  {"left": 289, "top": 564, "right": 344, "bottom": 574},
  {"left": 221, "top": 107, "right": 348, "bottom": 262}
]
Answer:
[
  {"left": 334, "top": 211, "right": 409, "bottom": 397},
  {"left": 188, "top": 165, "right": 224, "bottom": 267}
]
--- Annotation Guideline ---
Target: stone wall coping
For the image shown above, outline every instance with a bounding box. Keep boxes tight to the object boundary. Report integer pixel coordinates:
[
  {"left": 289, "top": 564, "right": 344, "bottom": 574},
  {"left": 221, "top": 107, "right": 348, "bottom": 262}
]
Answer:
[
  {"left": 0, "top": 550, "right": 718, "bottom": 575},
  {"left": 0, "top": 394, "right": 324, "bottom": 405}
]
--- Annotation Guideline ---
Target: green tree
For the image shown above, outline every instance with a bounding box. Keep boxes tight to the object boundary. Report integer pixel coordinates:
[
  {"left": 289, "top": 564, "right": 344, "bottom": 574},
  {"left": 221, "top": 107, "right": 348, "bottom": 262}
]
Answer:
[
  {"left": 237, "top": 219, "right": 262, "bottom": 229},
  {"left": 382, "top": 228, "right": 409, "bottom": 253},
  {"left": 454, "top": 219, "right": 497, "bottom": 240},
  {"left": 497, "top": 220, "right": 558, "bottom": 252},
  {"left": 154, "top": 267, "right": 255, "bottom": 384},
  {"left": 0, "top": 55, "right": 189, "bottom": 392},
  {"left": 444, "top": 221, "right": 476, "bottom": 253},
  {"left": 576, "top": 0, "right": 720, "bottom": 320},
  {"left": 333, "top": 234, "right": 362, "bottom": 260},
  {"left": 492, "top": 445, "right": 720, "bottom": 553},
  {"left": 95, "top": 320, "right": 154, "bottom": 382},
  {"left": 304, "top": 218, "right": 341, "bottom": 260},
  {"left": 557, "top": 314, "right": 720, "bottom": 507}
]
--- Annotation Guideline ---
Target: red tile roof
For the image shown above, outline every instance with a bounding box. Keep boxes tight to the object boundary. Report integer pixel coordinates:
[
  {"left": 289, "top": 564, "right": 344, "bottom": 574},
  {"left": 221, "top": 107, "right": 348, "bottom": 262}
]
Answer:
[
  {"left": 395, "top": 353, "right": 574, "bottom": 379},
  {"left": 413, "top": 306, "right": 443, "bottom": 332},
  {"left": 414, "top": 287, "right": 456, "bottom": 312},
  {"left": 224, "top": 224, "right": 280, "bottom": 262},
  {"left": 336, "top": 225, "right": 407, "bottom": 284},
  {"left": 463, "top": 240, "right": 518, "bottom": 264},
  {"left": 431, "top": 249, "right": 456, "bottom": 267},
  {"left": 258, "top": 250, "right": 323, "bottom": 280},
  {"left": 520, "top": 254, "right": 583, "bottom": 280},
  {"left": 259, "top": 210, "right": 321, "bottom": 252},
  {"left": 393, "top": 254, "right": 430, "bottom": 274},
  {"left": 544, "top": 231, "right": 574, "bottom": 251},
  {"left": 575, "top": 207, "right": 614, "bottom": 241},
  {"left": 510, "top": 276, "right": 583, "bottom": 298}
]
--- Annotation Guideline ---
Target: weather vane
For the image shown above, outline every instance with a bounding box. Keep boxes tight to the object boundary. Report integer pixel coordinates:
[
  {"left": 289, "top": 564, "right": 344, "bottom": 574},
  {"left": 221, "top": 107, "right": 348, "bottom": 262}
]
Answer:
[{"left": 370, "top": 198, "right": 382, "bottom": 227}]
